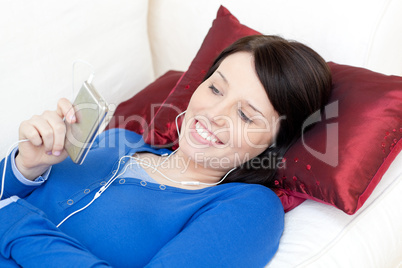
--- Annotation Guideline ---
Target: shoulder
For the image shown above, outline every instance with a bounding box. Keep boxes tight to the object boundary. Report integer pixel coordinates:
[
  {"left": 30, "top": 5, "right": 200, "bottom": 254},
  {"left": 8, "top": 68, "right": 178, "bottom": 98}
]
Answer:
[
  {"left": 219, "top": 183, "right": 284, "bottom": 213},
  {"left": 207, "top": 183, "right": 284, "bottom": 229}
]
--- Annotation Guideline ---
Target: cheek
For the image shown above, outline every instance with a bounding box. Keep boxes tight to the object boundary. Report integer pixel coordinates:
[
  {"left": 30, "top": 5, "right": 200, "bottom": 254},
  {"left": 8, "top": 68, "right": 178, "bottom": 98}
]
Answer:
[
  {"left": 245, "top": 131, "right": 271, "bottom": 148},
  {"left": 219, "top": 127, "right": 268, "bottom": 165},
  {"left": 236, "top": 124, "right": 272, "bottom": 151},
  {"left": 187, "top": 85, "right": 209, "bottom": 109}
]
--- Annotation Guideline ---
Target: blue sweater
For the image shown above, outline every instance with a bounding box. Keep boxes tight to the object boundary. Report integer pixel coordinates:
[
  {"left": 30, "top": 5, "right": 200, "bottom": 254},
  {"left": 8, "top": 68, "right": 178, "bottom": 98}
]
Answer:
[{"left": 0, "top": 129, "right": 284, "bottom": 267}]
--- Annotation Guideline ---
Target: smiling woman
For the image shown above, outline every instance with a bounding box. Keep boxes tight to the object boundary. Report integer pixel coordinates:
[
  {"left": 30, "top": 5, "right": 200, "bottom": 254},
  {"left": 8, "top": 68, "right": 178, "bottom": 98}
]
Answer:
[
  {"left": 176, "top": 52, "right": 279, "bottom": 178},
  {"left": 0, "top": 35, "right": 331, "bottom": 267}
]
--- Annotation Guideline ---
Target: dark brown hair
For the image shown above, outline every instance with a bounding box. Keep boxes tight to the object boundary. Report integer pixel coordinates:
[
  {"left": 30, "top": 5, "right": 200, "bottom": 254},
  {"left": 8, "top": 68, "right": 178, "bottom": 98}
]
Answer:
[{"left": 203, "top": 35, "right": 332, "bottom": 187}]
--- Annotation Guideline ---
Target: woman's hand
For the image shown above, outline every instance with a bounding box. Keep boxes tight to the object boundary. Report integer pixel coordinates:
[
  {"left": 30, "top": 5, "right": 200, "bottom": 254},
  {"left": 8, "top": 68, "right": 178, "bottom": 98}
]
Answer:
[{"left": 15, "top": 98, "right": 76, "bottom": 180}]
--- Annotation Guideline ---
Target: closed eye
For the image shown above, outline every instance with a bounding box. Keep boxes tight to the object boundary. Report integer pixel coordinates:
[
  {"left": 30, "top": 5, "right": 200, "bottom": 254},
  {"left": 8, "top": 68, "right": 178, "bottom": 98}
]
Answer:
[
  {"left": 238, "top": 109, "right": 252, "bottom": 123},
  {"left": 209, "top": 84, "right": 221, "bottom": 95}
]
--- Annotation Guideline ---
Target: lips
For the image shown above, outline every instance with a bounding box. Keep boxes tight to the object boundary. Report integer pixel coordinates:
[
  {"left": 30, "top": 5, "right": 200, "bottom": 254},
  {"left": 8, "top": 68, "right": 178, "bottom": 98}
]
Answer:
[{"left": 192, "top": 120, "right": 223, "bottom": 144}]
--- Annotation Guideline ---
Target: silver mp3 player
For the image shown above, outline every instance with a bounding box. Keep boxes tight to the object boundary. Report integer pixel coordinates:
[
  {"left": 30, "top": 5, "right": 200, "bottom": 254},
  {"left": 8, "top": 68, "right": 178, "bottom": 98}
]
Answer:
[{"left": 64, "top": 81, "right": 109, "bottom": 164}]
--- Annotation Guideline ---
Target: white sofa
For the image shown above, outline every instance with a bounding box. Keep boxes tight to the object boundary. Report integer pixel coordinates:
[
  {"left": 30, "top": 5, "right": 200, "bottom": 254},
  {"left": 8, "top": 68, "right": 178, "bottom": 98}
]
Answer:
[{"left": 1, "top": 0, "right": 401, "bottom": 267}]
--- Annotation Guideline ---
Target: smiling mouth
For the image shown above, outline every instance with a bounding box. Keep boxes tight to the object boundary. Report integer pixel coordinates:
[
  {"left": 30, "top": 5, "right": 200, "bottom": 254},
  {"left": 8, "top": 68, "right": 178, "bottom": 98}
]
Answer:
[{"left": 194, "top": 120, "right": 223, "bottom": 144}]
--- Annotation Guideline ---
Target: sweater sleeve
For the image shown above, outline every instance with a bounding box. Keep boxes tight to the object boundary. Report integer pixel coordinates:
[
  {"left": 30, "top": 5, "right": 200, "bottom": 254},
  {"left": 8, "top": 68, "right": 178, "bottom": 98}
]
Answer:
[
  {"left": 0, "top": 198, "right": 111, "bottom": 267},
  {"left": 0, "top": 148, "right": 46, "bottom": 200},
  {"left": 145, "top": 186, "right": 285, "bottom": 268}
]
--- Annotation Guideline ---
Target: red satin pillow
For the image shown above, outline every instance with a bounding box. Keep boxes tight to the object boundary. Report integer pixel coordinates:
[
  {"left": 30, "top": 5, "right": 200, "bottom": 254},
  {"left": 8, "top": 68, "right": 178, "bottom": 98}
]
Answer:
[{"left": 275, "top": 63, "right": 402, "bottom": 214}]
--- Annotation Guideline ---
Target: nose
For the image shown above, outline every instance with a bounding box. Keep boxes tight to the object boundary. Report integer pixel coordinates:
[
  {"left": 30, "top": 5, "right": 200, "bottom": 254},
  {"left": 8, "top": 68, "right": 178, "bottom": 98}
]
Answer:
[{"left": 205, "top": 101, "right": 232, "bottom": 128}]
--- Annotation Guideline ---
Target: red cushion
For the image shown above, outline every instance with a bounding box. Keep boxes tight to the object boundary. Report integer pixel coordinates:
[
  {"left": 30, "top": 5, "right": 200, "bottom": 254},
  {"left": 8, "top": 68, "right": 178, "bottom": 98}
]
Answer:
[{"left": 275, "top": 62, "right": 402, "bottom": 214}]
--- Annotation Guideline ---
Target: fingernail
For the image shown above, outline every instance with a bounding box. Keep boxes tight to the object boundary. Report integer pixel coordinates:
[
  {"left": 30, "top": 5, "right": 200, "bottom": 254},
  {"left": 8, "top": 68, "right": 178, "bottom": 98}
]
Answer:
[
  {"left": 70, "top": 115, "right": 76, "bottom": 122},
  {"left": 53, "top": 151, "right": 61, "bottom": 156},
  {"left": 46, "top": 151, "right": 52, "bottom": 155}
]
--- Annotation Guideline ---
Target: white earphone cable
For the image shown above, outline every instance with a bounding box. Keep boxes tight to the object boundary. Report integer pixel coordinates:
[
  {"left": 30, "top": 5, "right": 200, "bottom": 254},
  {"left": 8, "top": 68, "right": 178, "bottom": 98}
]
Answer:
[
  {"left": 72, "top": 59, "right": 95, "bottom": 100},
  {"left": 57, "top": 155, "right": 134, "bottom": 228},
  {"left": 175, "top": 110, "right": 186, "bottom": 140}
]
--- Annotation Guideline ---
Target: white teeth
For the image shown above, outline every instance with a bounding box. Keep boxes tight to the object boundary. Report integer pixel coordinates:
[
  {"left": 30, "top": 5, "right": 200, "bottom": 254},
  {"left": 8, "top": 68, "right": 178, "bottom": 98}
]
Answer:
[{"left": 195, "top": 122, "right": 218, "bottom": 143}]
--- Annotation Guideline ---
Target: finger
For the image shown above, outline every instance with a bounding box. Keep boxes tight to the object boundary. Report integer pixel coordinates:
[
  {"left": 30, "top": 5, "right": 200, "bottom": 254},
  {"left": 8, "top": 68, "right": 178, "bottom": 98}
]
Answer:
[
  {"left": 35, "top": 114, "right": 56, "bottom": 153},
  {"left": 19, "top": 119, "right": 44, "bottom": 147},
  {"left": 56, "top": 98, "right": 75, "bottom": 124},
  {"left": 45, "top": 111, "right": 67, "bottom": 154},
  {"left": 24, "top": 114, "right": 55, "bottom": 152}
]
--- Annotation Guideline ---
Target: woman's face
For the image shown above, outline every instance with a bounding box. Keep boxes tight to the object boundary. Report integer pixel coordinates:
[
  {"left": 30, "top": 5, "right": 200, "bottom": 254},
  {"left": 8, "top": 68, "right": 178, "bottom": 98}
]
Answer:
[{"left": 179, "top": 52, "right": 280, "bottom": 172}]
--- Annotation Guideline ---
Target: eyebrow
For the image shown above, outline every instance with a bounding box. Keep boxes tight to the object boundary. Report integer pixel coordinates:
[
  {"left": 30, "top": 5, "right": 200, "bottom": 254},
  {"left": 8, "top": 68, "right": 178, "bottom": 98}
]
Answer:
[
  {"left": 248, "top": 102, "right": 264, "bottom": 117},
  {"left": 217, "top": 71, "right": 229, "bottom": 85}
]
